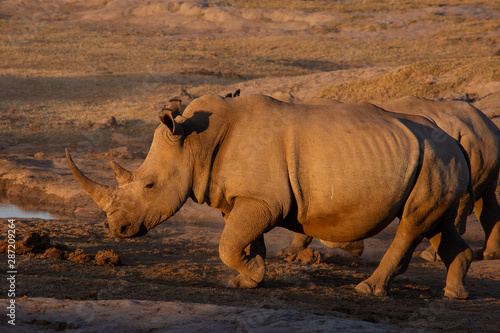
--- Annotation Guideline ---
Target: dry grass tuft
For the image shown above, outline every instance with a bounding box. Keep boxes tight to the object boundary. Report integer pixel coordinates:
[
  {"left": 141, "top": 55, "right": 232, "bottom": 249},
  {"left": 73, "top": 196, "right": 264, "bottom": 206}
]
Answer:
[
  {"left": 216, "top": 0, "right": 500, "bottom": 13},
  {"left": 317, "top": 57, "right": 500, "bottom": 103}
]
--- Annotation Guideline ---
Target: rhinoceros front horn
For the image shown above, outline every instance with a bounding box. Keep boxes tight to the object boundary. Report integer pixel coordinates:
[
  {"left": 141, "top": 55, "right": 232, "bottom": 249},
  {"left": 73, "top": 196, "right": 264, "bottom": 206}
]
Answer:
[{"left": 65, "top": 148, "right": 114, "bottom": 211}]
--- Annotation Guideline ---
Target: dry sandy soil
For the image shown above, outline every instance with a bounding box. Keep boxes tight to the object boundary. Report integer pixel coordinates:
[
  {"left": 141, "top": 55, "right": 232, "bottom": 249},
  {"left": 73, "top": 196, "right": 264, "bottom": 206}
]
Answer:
[{"left": 1, "top": 1, "right": 500, "bottom": 332}]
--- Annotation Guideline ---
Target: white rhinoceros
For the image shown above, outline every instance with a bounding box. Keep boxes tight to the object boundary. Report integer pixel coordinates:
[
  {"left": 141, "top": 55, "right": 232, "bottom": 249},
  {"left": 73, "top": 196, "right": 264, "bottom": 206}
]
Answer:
[
  {"left": 278, "top": 95, "right": 500, "bottom": 261},
  {"left": 66, "top": 94, "right": 473, "bottom": 298}
]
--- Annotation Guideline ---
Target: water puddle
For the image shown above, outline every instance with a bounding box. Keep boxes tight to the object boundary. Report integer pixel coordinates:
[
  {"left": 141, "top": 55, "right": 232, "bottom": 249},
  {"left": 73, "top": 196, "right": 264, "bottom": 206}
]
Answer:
[{"left": 0, "top": 203, "right": 57, "bottom": 220}]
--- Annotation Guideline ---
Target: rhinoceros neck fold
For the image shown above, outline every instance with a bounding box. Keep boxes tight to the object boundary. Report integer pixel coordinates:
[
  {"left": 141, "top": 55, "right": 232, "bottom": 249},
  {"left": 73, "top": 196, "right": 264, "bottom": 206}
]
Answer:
[{"left": 180, "top": 95, "right": 234, "bottom": 207}]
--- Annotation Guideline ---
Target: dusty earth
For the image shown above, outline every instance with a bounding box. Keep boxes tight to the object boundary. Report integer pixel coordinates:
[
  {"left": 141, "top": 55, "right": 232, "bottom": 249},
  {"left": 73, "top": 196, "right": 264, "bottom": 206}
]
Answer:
[{"left": 1, "top": 1, "right": 500, "bottom": 332}]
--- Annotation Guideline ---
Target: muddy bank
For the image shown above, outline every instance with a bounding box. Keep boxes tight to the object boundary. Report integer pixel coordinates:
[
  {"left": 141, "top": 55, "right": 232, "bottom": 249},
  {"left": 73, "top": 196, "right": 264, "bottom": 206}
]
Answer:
[{"left": 2, "top": 298, "right": 425, "bottom": 333}]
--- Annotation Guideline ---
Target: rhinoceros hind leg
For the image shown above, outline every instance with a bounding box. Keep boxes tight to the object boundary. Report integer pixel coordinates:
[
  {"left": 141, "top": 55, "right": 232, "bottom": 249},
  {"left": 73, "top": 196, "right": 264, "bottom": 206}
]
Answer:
[
  {"left": 219, "top": 198, "right": 271, "bottom": 288},
  {"left": 420, "top": 246, "right": 438, "bottom": 262},
  {"left": 428, "top": 222, "right": 472, "bottom": 299},
  {"left": 276, "top": 233, "right": 313, "bottom": 258},
  {"left": 421, "top": 194, "right": 472, "bottom": 262},
  {"left": 355, "top": 216, "right": 425, "bottom": 297},
  {"left": 474, "top": 188, "right": 500, "bottom": 260}
]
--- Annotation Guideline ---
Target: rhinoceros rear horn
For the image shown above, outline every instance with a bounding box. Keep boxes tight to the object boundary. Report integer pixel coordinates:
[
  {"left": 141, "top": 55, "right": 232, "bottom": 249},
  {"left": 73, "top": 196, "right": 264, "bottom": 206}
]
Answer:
[
  {"left": 65, "top": 148, "right": 114, "bottom": 211},
  {"left": 110, "top": 161, "right": 133, "bottom": 186}
]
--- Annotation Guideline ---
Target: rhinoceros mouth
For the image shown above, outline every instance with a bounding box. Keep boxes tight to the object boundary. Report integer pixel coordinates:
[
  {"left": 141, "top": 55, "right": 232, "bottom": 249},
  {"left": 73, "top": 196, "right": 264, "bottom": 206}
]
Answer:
[
  {"left": 131, "top": 223, "right": 149, "bottom": 237},
  {"left": 113, "top": 224, "right": 148, "bottom": 238}
]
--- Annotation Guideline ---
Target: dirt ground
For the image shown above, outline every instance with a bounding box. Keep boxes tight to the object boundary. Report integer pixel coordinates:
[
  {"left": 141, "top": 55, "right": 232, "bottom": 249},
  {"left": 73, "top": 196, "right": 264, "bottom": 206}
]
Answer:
[
  {"left": 1, "top": 211, "right": 500, "bottom": 332},
  {"left": 1, "top": 1, "right": 500, "bottom": 332}
]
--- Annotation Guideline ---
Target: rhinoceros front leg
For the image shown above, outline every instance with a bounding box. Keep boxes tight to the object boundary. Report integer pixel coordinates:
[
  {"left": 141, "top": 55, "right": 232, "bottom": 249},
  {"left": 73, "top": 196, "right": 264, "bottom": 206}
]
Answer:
[{"left": 219, "top": 198, "right": 273, "bottom": 289}]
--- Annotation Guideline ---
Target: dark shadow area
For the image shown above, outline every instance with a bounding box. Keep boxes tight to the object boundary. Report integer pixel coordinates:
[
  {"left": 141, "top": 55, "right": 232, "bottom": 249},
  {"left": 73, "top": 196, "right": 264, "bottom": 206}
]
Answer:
[{"left": 0, "top": 73, "right": 245, "bottom": 104}]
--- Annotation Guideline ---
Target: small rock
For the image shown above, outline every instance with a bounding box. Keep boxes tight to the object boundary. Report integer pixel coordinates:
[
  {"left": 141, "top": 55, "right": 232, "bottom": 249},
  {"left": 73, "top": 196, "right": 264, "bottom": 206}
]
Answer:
[
  {"left": 81, "top": 121, "right": 94, "bottom": 130},
  {"left": 52, "top": 321, "right": 67, "bottom": 331},
  {"left": 111, "top": 133, "right": 130, "bottom": 145},
  {"left": 113, "top": 146, "right": 128, "bottom": 153},
  {"left": 443, "top": 92, "right": 472, "bottom": 102},
  {"left": 43, "top": 247, "right": 67, "bottom": 260},
  {"left": 461, "top": 317, "right": 475, "bottom": 327},
  {"left": 105, "top": 116, "right": 117, "bottom": 127}
]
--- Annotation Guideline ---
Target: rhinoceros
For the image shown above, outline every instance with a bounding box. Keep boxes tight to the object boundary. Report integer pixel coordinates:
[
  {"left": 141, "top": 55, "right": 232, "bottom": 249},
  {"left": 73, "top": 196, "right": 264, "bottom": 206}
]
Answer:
[
  {"left": 278, "top": 95, "right": 500, "bottom": 261},
  {"left": 66, "top": 94, "right": 474, "bottom": 298}
]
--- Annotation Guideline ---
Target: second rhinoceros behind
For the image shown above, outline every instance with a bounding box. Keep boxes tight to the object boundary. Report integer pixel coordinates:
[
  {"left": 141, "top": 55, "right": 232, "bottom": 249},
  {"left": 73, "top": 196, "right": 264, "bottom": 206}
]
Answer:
[
  {"left": 276, "top": 95, "right": 500, "bottom": 262},
  {"left": 66, "top": 94, "right": 473, "bottom": 298}
]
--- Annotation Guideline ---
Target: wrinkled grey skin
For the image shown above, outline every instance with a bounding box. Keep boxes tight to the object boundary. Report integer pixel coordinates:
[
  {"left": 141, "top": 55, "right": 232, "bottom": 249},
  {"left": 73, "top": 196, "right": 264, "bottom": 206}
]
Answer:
[
  {"left": 67, "top": 94, "right": 473, "bottom": 298},
  {"left": 279, "top": 95, "right": 500, "bottom": 261}
]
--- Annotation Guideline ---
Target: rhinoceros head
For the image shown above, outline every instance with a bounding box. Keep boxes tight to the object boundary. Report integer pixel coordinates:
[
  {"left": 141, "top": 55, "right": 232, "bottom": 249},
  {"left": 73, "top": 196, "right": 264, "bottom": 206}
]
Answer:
[{"left": 66, "top": 106, "right": 193, "bottom": 238}]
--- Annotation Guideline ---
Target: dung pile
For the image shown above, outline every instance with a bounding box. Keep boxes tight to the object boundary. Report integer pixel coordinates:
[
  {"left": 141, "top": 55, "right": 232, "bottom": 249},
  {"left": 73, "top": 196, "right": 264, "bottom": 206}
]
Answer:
[
  {"left": 283, "top": 248, "right": 322, "bottom": 265},
  {"left": 0, "top": 232, "right": 120, "bottom": 266},
  {"left": 95, "top": 249, "right": 121, "bottom": 267},
  {"left": 0, "top": 232, "right": 64, "bottom": 255}
]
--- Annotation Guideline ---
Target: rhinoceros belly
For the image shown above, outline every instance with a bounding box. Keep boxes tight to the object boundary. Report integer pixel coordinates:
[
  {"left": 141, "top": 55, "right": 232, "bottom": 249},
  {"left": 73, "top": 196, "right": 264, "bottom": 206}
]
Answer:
[{"left": 286, "top": 118, "right": 419, "bottom": 242}]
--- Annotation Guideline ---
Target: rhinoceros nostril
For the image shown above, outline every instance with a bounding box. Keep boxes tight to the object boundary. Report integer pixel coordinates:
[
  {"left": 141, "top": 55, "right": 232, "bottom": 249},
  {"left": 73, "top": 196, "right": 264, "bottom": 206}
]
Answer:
[{"left": 120, "top": 225, "right": 129, "bottom": 234}]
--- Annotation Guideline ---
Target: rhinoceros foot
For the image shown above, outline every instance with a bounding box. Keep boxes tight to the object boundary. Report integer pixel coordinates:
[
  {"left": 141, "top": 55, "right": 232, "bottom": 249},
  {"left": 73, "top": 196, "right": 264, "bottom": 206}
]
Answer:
[
  {"left": 471, "top": 248, "right": 500, "bottom": 260},
  {"left": 483, "top": 249, "right": 500, "bottom": 260},
  {"left": 419, "top": 245, "right": 443, "bottom": 262},
  {"left": 355, "top": 281, "right": 388, "bottom": 297},
  {"left": 227, "top": 255, "right": 265, "bottom": 289},
  {"left": 276, "top": 243, "right": 307, "bottom": 258},
  {"left": 443, "top": 285, "right": 469, "bottom": 299},
  {"left": 228, "top": 274, "right": 260, "bottom": 289}
]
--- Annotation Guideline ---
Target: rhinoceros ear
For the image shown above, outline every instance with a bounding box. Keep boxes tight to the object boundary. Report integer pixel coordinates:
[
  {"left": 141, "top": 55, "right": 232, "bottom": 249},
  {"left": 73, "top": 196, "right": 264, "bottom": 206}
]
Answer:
[{"left": 159, "top": 107, "right": 184, "bottom": 138}]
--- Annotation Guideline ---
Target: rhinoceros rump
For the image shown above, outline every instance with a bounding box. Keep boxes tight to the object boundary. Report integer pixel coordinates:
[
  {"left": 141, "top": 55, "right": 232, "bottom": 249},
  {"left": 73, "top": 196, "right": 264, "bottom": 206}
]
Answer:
[
  {"left": 279, "top": 96, "right": 500, "bottom": 261},
  {"left": 67, "top": 94, "right": 473, "bottom": 298}
]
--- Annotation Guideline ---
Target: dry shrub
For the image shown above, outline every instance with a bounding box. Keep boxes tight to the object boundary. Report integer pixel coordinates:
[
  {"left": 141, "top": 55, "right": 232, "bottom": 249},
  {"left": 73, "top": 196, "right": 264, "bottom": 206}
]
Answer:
[{"left": 223, "top": 0, "right": 500, "bottom": 13}]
